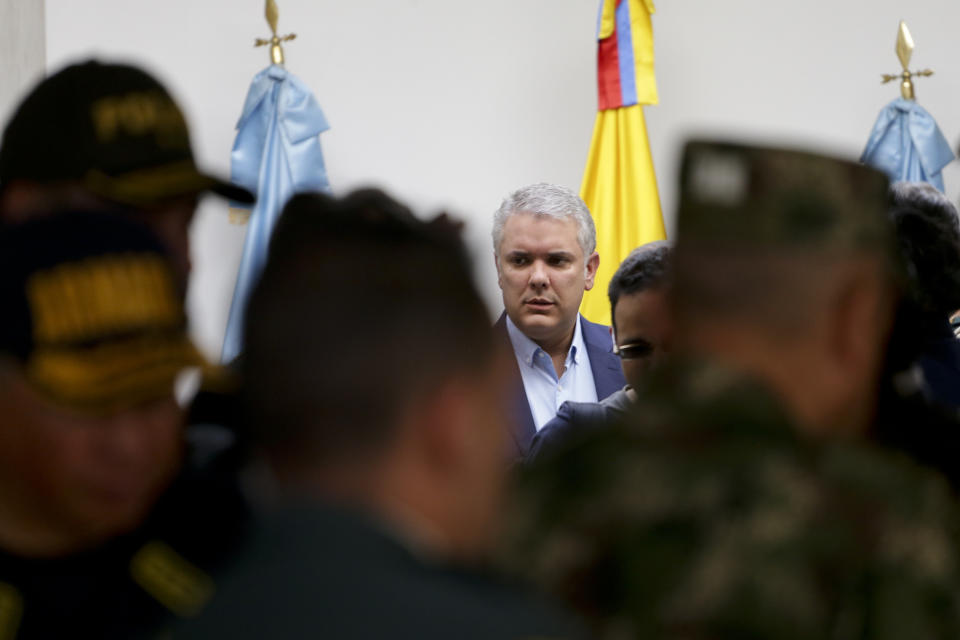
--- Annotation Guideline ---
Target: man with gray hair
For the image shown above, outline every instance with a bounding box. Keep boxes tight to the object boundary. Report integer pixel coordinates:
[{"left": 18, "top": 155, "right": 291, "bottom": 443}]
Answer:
[{"left": 492, "top": 183, "right": 625, "bottom": 457}]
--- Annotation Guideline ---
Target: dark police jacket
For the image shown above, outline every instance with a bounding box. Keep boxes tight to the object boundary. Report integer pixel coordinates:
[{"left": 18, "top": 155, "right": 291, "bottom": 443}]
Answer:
[
  {"left": 175, "top": 503, "right": 585, "bottom": 640},
  {"left": 0, "top": 444, "right": 249, "bottom": 639}
]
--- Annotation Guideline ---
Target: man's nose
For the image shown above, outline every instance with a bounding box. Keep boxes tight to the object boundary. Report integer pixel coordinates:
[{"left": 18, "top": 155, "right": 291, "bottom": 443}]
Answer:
[{"left": 529, "top": 261, "right": 549, "bottom": 289}]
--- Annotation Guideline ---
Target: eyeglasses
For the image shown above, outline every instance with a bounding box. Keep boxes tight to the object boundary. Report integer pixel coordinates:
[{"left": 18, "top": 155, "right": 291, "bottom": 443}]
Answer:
[{"left": 613, "top": 341, "right": 653, "bottom": 360}]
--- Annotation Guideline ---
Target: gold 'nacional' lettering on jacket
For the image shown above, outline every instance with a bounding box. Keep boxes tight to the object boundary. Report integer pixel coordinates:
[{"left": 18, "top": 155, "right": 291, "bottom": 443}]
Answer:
[{"left": 27, "top": 254, "right": 179, "bottom": 344}]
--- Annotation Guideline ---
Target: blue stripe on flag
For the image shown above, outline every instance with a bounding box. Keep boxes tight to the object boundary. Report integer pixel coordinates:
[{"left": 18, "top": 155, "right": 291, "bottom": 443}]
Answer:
[{"left": 615, "top": 0, "right": 637, "bottom": 106}]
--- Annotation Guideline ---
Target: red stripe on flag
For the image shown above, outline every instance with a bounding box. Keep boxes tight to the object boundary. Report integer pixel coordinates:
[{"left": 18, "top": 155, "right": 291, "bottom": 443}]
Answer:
[{"left": 597, "top": 11, "right": 622, "bottom": 110}]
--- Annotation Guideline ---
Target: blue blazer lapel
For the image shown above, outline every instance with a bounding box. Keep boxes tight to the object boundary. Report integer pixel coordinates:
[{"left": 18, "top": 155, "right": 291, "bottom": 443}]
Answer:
[
  {"left": 494, "top": 313, "right": 536, "bottom": 456},
  {"left": 580, "top": 314, "right": 627, "bottom": 401}
]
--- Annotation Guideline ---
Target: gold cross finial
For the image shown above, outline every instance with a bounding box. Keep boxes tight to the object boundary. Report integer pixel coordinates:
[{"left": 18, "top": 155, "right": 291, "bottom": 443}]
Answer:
[
  {"left": 881, "top": 21, "right": 932, "bottom": 100},
  {"left": 254, "top": 0, "right": 296, "bottom": 65}
]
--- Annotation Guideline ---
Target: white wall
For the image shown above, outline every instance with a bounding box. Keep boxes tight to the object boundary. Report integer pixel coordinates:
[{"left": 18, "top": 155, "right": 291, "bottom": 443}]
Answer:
[
  {"left": 43, "top": 0, "right": 960, "bottom": 359},
  {"left": 646, "top": 0, "right": 960, "bottom": 228},
  {"left": 45, "top": 0, "right": 598, "bottom": 359},
  {"left": 0, "top": 0, "right": 44, "bottom": 127}
]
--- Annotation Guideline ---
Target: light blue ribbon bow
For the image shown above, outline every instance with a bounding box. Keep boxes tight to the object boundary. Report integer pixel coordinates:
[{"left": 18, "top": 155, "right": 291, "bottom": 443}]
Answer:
[
  {"left": 861, "top": 98, "right": 954, "bottom": 192},
  {"left": 222, "top": 64, "right": 332, "bottom": 363}
]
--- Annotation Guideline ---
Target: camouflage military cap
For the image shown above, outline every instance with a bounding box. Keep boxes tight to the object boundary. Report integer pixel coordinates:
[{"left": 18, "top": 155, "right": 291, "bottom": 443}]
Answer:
[{"left": 678, "top": 140, "right": 893, "bottom": 251}]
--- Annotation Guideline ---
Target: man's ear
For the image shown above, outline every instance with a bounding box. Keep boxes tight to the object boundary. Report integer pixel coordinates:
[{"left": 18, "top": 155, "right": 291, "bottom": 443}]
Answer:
[
  {"left": 584, "top": 251, "right": 600, "bottom": 290},
  {"left": 827, "top": 269, "right": 892, "bottom": 379},
  {"left": 494, "top": 252, "right": 503, "bottom": 289}
]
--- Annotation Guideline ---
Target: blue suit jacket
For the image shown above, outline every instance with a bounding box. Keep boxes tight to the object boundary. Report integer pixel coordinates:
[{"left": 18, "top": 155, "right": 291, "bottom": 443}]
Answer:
[
  {"left": 918, "top": 320, "right": 960, "bottom": 410},
  {"left": 495, "top": 312, "right": 626, "bottom": 457}
]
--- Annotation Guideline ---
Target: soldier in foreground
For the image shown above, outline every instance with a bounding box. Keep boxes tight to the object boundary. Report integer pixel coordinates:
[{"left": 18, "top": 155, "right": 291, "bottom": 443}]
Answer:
[
  {"left": 503, "top": 141, "right": 960, "bottom": 638},
  {"left": 178, "top": 190, "right": 585, "bottom": 639}
]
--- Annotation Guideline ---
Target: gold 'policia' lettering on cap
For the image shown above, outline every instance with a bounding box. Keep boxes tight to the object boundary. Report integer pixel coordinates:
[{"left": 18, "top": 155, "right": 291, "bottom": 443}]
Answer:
[
  {"left": 91, "top": 89, "right": 189, "bottom": 148},
  {"left": 0, "top": 583, "right": 22, "bottom": 640},
  {"left": 130, "top": 541, "right": 215, "bottom": 617},
  {"left": 27, "top": 254, "right": 180, "bottom": 344}
]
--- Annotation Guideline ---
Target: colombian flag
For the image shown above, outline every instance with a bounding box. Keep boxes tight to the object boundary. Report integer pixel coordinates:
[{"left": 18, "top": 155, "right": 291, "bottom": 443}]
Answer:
[{"left": 580, "top": 0, "right": 665, "bottom": 326}]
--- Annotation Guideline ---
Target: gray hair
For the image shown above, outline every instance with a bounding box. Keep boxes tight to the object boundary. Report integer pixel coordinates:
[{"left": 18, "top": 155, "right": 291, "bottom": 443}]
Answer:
[{"left": 492, "top": 183, "right": 596, "bottom": 257}]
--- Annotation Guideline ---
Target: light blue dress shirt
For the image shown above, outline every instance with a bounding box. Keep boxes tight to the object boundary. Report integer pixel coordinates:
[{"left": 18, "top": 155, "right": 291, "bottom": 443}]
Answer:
[{"left": 505, "top": 315, "right": 598, "bottom": 431}]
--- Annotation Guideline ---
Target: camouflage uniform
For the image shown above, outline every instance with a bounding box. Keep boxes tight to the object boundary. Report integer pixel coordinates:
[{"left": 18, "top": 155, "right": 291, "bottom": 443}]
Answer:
[
  {"left": 500, "top": 142, "right": 960, "bottom": 639},
  {"left": 504, "top": 359, "right": 960, "bottom": 639}
]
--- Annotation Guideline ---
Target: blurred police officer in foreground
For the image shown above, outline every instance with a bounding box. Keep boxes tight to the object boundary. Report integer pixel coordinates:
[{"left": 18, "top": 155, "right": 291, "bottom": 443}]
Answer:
[
  {"left": 0, "top": 59, "right": 253, "bottom": 281},
  {"left": 177, "top": 190, "right": 585, "bottom": 639},
  {"left": 0, "top": 59, "right": 256, "bottom": 441},
  {"left": 0, "top": 213, "right": 247, "bottom": 638},
  {"left": 503, "top": 141, "right": 960, "bottom": 639}
]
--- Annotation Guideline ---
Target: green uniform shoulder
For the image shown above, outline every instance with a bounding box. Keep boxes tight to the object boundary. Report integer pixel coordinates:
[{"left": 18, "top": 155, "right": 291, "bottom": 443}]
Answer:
[{"left": 503, "top": 360, "right": 960, "bottom": 638}]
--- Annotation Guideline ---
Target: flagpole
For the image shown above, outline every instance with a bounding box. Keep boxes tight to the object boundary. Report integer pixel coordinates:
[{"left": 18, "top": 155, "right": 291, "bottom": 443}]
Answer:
[
  {"left": 222, "top": 0, "right": 332, "bottom": 363},
  {"left": 880, "top": 21, "right": 933, "bottom": 101},
  {"left": 254, "top": 0, "right": 296, "bottom": 66}
]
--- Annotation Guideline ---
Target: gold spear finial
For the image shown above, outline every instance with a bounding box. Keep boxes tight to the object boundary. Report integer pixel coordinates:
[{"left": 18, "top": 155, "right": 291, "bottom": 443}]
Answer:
[
  {"left": 266, "top": 0, "right": 279, "bottom": 35},
  {"left": 254, "top": 0, "right": 296, "bottom": 65},
  {"left": 895, "top": 20, "right": 914, "bottom": 69},
  {"left": 881, "top": 21, "right": 933, "bottom": 100}
]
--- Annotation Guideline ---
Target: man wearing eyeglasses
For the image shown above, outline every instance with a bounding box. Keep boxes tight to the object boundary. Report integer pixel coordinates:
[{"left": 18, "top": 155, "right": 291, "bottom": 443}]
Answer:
[{"left": 527, "top": 242, "right": 672, "bottom": 460}]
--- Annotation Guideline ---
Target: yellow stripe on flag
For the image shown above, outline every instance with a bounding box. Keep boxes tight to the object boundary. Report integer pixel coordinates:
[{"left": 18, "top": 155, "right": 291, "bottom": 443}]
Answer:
[
  {"left": 579, "top": 104, "right": 665, "bottom": 326},
  {"left": 598, "top": 0, "right": 617, "bottom": 40},
  {"left": 629, "top": 0, "right": 658, "bottom": 106}
]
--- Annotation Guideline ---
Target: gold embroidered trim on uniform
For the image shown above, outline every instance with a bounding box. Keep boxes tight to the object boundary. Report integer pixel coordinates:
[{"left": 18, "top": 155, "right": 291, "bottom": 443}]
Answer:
[
  {"left": 130, "top": 541, "right": 215, "bottom": 618},
  {"left": 27, "top": 335, "right": 202, "bottom": 408},
  {"left": 0, "top": 583, "right": 23, "bottom": 640}
]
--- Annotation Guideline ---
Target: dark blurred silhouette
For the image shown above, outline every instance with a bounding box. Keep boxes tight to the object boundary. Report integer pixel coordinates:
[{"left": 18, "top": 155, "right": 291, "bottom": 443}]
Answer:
[
  {"left": 0, "top": 212, "right": 247, "bottom": 638},
  {"left": 871, "top": 182, "right": 960, "bottom": 491},
  {"left": 178, "top": 190, "right": 585, "bottom": 640},
  {"left": 888, "top": 182, "right": 960, "bottom": 407}
]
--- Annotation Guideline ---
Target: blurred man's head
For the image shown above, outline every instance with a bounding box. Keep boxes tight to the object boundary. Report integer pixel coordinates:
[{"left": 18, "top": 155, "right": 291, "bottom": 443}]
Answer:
[
  {"left": 493, "top": 183, "right": 599, "bottom": 351},
  {"left": 243, "top": 190, "right": 510, "bottom": 558},
  {"left": 0, "top": 60, "right": 253, "bottom": 279},
  {"left": 672, "top": 141, "right": 898, "bottom": 437},
  {"left": 0, "top": 212, "right": 203, "bottom": 556},
  {"left": 887, "top": 182, "right": 960, "bottom": 324},
  {"left": 608, "top": 241, "right": 673, "bottom": 387}
]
